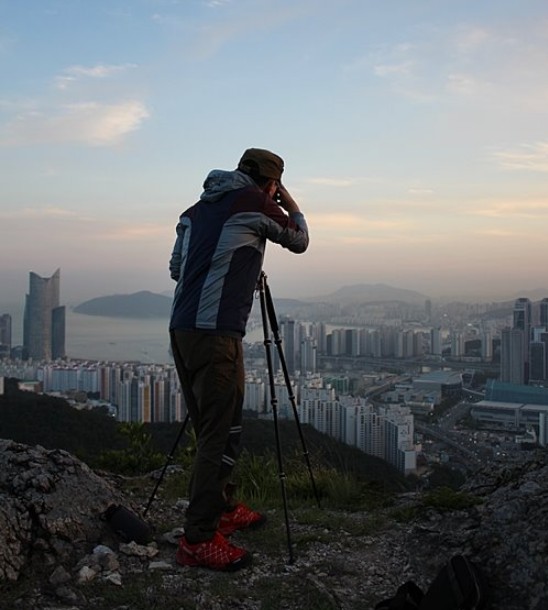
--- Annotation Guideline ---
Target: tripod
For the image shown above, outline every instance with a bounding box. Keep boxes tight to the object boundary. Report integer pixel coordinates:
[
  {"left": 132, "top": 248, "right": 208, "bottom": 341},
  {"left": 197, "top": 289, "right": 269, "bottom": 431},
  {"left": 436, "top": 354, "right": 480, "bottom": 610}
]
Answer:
[
  {"left": 143, "top": 412, "right": 190, "bottom": 518},
  {"left": 256, "top": 271, "right": 320, "bottom": 564}
]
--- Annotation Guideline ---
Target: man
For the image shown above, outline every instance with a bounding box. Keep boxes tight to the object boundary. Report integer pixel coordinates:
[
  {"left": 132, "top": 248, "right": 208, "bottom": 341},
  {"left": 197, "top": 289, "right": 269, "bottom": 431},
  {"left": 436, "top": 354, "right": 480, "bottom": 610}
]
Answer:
[{"left": 169, "top": 148, "right": 309, "bottom": 571}]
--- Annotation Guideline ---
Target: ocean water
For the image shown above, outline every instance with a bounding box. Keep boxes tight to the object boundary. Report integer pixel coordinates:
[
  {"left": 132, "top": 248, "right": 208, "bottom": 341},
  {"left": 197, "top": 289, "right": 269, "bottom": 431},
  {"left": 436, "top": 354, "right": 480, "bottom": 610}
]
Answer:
[
  {"left": 2, "top": 307, "right": 264, "bottom": 364},
  {"left": 66, "top": 312, "right": 173, "bottom": 363}
]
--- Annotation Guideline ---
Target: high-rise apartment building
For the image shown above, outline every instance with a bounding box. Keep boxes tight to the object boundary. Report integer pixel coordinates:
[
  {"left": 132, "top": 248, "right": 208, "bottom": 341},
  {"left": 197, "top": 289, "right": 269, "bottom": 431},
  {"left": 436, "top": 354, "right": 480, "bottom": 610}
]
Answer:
[
  {"left": 502, "top": 297, "right": 532, "bottom": 384},
  {"left": 23, "top": 269, "right": 66, "bottom": 361},
  {"left": 500, "top": 328, "right": 526, "bottom": 384},
  {"left": 540, "top": 298, "right": 548, "bottom": 328},
  {"left": 279, "top": 318, "right": 296, "bottom": 375},
  {"left": 0, "top": 314, "right": 12, "bottom": 358},
  {"left": 513, "top": 297, "right": 532, "bottom": 332}
]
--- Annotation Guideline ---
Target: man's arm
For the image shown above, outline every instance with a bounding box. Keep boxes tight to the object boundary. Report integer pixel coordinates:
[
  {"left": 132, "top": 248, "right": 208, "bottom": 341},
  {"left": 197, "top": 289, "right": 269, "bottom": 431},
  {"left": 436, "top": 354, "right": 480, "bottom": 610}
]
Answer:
[
  {"left": 263, "top": 185, "right": 309, "bottom": 254},
  {"left": 169, "top": 223, "right": 184, "bottom": 281}
]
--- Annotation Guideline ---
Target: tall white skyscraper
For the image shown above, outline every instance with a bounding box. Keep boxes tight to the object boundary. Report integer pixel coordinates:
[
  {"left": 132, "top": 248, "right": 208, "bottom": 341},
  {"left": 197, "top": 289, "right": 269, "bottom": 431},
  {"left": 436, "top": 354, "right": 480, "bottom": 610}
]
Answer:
[{"left": 23, "top": 269, "right": 66, "bottom": 361}]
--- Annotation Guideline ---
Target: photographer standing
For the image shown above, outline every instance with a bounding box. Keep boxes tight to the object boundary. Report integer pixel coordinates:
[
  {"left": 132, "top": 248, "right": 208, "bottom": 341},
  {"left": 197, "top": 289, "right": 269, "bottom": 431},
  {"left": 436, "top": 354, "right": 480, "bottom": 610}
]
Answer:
[{"left": 169, "top": 148, "right": 309, "bottom": 571}]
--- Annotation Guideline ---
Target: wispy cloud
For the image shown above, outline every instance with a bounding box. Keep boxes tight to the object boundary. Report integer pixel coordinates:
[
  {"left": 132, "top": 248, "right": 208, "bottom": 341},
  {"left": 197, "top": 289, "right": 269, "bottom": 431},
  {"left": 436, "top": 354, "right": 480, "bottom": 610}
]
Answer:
[
  {"left": 18, "top": 206, "right": 80, "bottom": 219},
  {"left": 373, "top": 60, "right": 415, "bottom": 78},
  {"left": 0, "top": 100, "right": 150, "bottom": 147},
  {"left": 204, "top": 0, "right": 231, "bottom": 7},
  {"left": 308, "top": 212, "right": 412, "bottom": 233},
  {"left": 346, "top": 19, "right": 548, "bottom": 109},
  {"left": 55, "top": 63, "right": 138, "bottom": 89},
  {"left": 453, "top": 26, "right": 492, "bottom": 55},
  {"left": 492, "top": 142, "right": 548, "bottom": 172},
  {"left": 471, "top": 198, "right": 548, "bottom": 218},
  {"left": 101, "top": 224, "right": 169, "bottom": 241},
  {"left": 474, "top": 228, "right": 522, "bottom": 238},
  {"left": 306, "top": 177, "right": 361, "bottom": 187}
]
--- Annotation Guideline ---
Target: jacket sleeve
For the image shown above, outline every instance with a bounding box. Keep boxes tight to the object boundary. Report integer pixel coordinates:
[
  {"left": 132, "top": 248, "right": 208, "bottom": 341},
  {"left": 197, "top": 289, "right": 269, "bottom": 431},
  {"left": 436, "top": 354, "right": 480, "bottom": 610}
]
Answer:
[
  {"left": 169, "top": 222, "right": 185, "bottom": 281},
  {"left": 262, "top": 198, "right": 309, "bottom": 254}
]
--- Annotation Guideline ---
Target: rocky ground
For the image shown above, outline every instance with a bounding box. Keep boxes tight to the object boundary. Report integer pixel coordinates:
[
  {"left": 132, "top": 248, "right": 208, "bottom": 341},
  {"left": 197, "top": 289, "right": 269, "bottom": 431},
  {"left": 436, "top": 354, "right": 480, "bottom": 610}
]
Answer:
[{"left": 1, "top": 439, "right": 548, "bottom": 610}]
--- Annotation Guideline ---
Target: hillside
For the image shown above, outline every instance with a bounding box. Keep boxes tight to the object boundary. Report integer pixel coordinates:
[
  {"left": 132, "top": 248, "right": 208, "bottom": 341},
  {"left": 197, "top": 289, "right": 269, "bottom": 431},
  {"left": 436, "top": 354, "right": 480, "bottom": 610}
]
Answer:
[
  {"left": 0, "top": 379, "right": 406, "bottom": 491},
  {"left": 310, "top": 283, "right": 431, "bottom": 305},
  {"left": 73, "top": 291, "right": 172, "bottom": 318},
  {"left": 72, "top": 283, "right": 433, "bottom": 320},
  {"left": 1, "top": 435, "right": 547, "bottom": 609}
]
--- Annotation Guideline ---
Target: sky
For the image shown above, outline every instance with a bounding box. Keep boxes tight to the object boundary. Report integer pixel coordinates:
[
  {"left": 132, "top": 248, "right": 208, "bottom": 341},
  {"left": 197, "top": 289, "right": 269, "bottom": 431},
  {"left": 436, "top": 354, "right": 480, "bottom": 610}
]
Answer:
[{"left": 1, "top": 0, "right": 548, "bottom": 308}]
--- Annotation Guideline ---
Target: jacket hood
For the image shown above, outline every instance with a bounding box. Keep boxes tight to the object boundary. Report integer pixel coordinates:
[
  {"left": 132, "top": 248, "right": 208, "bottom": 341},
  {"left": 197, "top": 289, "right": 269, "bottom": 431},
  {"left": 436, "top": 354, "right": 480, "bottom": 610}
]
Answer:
[{"left": 199, "top": 169, "right": 256, "bottom": 202}]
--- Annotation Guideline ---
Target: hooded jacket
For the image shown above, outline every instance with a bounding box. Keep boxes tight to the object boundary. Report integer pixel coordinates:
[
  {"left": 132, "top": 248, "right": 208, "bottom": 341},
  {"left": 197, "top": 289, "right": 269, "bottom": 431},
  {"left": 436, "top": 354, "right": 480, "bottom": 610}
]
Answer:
[{"left": 169, "top": 169, "right": 309, "bottom": 337}]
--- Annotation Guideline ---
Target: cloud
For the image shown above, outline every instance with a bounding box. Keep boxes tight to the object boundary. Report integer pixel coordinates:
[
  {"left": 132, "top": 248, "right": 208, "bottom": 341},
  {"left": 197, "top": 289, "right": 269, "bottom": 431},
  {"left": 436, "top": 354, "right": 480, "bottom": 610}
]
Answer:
[
  {"left": 55, "top": 63, "right": 138, "bottom": 90},
  {"left": 345, "top": 18, "right": 548, "bottom": 110},
  {"left": 101, "top": 224, "right": 169, "bottom": 241},
  {"left": 0, "top": 100, "right": 150, "bottom": 147},
  {"left": 471, "top": 198, "right": 548, "bottom": 219},
  {"left": 308, "top": 212, "right": 413, "bottom": 235},
  {"left": 445, "top": 73, "right": 482, "bottom": 96},
  {"left": 453, "top": 26, "right": 492, "bottom": 55},
  {"left": 407, "top": 187, "right": 434, "bottom": 196},
  {"left": 306, "top": 177, "right": 360, "bottom": 187},
  {"left": 18, "top": 207, "right": 81, "bottom": 219},
  {"left": 473, "top": 228, "right": 521, "bottom": 238},
  {"left": 492, "top": 142, "right": 548, "bottom": 172},
  {"left": 204, "top": 0, "right": 231, "bottom": 7},
  {"left": 373, "top": 60, "right": 415, "bottom": 78}
]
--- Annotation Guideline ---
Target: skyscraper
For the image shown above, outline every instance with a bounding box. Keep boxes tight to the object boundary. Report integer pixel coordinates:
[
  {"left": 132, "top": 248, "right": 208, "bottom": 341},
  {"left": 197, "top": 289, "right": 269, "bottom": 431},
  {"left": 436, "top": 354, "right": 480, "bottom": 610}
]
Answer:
[
  {"left": 513, "top": 297, "right": 532, "bottom": 334},
  {"left": 0, "top": 314, "right": 12, "bottom": 358},
  {"left": 23, "top": 269, "right": 66, "bottom": 361},
  {"left": 513, "top": 297, "right": 532, "bottom": 383},
  {"left": 500, "top": 328, "right": 525, "bottom": 384},
  {"left": 540, "top": 298, "right": 548, "bottom": 328}
]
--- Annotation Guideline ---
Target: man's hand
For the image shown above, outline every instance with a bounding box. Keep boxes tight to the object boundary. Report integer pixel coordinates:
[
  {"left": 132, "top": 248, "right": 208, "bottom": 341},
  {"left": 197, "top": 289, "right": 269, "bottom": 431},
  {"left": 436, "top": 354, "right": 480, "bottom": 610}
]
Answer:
[{"left": 275, "top": 183, "right": 301, "bottom": 214}]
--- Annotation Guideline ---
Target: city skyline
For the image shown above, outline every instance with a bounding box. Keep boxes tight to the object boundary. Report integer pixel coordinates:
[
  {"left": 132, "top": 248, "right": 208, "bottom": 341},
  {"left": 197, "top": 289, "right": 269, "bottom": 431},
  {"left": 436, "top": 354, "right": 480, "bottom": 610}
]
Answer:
[{"left": 1, "top": 1, "right": 548, "bottom": 304}]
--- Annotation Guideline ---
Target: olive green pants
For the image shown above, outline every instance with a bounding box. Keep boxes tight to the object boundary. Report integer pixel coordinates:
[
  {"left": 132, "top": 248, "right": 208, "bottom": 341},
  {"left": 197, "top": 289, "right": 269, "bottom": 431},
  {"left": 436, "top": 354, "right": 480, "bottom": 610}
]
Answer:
[{"left": 170, "top": 330, "right": 244, "bottom": 543}]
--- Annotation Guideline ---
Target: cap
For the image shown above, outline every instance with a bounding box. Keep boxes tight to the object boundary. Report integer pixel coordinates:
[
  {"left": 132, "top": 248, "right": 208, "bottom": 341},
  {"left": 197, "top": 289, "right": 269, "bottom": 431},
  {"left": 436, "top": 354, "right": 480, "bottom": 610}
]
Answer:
[{"left": 237, "top": 148, "right": 284, "bottom": 181}]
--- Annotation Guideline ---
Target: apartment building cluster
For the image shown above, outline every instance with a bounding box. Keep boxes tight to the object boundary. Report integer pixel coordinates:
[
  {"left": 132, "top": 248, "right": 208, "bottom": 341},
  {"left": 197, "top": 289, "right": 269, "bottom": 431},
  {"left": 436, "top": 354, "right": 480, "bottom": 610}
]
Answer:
[
  {"left": 276, "top": 318, "right": 497, "bottom": 369},
  {"left": 0, "top": 358, "right": 418, "bottom": 475}
]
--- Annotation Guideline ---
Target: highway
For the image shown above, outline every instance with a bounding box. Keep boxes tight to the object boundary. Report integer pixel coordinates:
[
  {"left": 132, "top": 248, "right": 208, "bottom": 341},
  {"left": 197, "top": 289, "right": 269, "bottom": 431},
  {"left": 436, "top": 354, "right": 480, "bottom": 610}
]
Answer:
[{"left": 416, "top": 422, "right": 483, "bottom": 468}]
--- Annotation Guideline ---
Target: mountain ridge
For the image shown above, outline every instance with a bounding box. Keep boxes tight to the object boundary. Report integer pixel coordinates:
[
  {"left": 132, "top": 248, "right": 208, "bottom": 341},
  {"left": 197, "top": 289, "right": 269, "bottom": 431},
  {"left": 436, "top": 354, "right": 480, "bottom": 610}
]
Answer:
[
  {"left": 72, "top": 284, "right": 548, "bottom": 319},
  {"left": 73, "top": 284, "right": 432, "bottom": 319}
]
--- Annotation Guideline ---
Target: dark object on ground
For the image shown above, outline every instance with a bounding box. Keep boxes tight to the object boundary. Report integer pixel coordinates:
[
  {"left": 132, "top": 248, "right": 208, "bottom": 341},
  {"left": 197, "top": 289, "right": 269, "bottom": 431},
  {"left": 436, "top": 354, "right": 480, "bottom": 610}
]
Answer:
[
  {"left": 376, "top": 555, "right": 488, "bottom": 610},
  {"left": 104, "top": 504, "right": 153, "bottom": 545}
]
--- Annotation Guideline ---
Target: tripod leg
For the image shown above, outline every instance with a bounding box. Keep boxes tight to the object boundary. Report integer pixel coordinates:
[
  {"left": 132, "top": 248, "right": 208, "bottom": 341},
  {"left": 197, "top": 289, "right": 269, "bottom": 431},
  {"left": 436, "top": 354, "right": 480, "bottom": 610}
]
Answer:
[
  {"left": 263, "top": 276, "right": 321, "bottom": 509},
  {"left": 143, "top": 412, "right": 190, "bottom": 517},
  {"left": 257, "top": 273, "right": 295, "bottom": 564}
]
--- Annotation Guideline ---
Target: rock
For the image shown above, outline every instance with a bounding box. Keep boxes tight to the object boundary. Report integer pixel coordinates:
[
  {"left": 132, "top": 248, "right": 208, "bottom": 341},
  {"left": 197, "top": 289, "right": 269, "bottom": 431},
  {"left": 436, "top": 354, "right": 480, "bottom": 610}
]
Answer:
[
  {"left": 0, "top": 439, "right": 129, "bottom": 581},
  {"left": 149, "top": 561, "right": 173, "bottom": 571},
  {"left": 77, "top": 566, "right": 97, "bottom": 584},
  {"left": 49, "top": 565, "right": 72, "bottom": 586}
]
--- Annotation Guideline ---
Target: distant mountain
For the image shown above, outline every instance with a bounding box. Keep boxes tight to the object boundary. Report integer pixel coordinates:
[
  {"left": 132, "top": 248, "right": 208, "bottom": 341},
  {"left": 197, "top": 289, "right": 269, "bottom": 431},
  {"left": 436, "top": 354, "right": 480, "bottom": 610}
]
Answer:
[
  {"left": 510, "top": 288, "right": 548, "bottom": 301},
  {"left": 74, "top": 291, "right": 172, "bottom": 319},
  {"left": 311, "top": 283, "right": 430, "bottom": 305},
  {"left": 73, "top": 284, "right": 434, "bottom": 320}
]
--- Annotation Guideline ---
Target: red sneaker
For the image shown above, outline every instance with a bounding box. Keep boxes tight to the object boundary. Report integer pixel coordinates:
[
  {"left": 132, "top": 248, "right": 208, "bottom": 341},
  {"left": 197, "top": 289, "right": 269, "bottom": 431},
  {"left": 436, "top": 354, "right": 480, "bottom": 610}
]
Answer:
[
  {"left": 218, "top": 503, "right": 267, "bottom": 537},
  {"left": 176, "top": 531, "right": 251, "bottom": 572}
]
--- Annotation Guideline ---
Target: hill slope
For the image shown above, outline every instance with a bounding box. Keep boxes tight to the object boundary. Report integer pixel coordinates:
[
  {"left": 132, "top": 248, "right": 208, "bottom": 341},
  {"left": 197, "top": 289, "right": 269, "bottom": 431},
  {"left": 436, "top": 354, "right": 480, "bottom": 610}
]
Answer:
[{"left": 74, "top": 291, "right": 172, "bottom": 318}]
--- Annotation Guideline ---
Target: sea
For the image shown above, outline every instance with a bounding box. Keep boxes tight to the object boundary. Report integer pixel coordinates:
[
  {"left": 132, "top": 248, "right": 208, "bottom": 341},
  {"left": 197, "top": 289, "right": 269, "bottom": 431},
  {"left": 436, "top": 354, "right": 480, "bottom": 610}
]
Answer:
[{"left": 2, "top": 307, "right": 265, "bottom": 364}]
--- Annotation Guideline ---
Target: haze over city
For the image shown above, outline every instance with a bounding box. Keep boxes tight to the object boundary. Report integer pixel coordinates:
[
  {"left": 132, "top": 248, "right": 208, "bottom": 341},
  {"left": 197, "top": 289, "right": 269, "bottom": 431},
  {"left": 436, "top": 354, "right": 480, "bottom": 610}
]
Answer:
[{"left": 1, "top": 1, "right": 548, "bottom": 306}]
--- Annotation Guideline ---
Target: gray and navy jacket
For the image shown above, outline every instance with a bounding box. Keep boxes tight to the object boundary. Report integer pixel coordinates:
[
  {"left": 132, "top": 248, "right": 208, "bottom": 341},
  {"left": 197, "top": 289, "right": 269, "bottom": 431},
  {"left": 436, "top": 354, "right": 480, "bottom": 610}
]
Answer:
[{"left": 169, "top": 169, "right": 309, "bottom": 337}]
